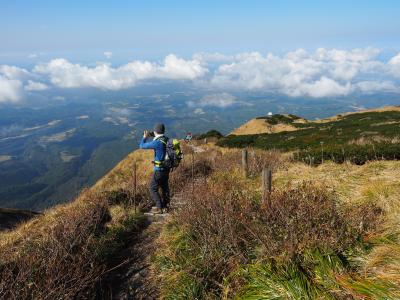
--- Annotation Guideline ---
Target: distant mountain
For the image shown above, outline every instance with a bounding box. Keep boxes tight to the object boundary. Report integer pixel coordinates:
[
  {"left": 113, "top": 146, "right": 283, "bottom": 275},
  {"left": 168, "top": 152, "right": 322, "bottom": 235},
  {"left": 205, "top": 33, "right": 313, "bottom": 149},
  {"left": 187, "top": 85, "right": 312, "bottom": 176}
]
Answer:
[
  {"left": 219, "top": 106, "right": 400, "bottom": 165},
  {"left": 230, "top": 105, "right": 400, "bottom": 135}
]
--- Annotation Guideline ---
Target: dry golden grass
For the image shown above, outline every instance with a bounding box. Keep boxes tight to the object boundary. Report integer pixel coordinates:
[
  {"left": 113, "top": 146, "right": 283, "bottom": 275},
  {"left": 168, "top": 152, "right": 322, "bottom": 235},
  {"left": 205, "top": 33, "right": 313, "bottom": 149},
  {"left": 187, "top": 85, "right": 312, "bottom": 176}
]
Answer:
[
  {"left": 231, "top": 118, "right": 300, "bottom": 135},
  {"left": 0, "top": 145, "right": 160, "bottom": 298},
  {"left": 94, "top": 149, "right": 154, "bottom": 191},
  {"left": 155, "top": 144, "right": 400, "bottom": 298},
  {"left": 348, "top": 135, "right": 400, "bottom": 145},
  {"left": 264, "top": 158, "right": 400, "bottom": 296},
  {"left": 0, "top": 189, "right": 109, "bottom": 299},
  {"left": 1, "top": 135, "right": 400, "bottom": 298}
]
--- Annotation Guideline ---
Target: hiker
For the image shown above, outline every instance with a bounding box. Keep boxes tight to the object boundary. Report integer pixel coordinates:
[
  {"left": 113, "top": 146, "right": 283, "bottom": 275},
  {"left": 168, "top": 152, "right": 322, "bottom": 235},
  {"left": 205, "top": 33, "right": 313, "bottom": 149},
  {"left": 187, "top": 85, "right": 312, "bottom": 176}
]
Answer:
[{"left": 140, "top": 123, "right": 171, "bottom": 214}]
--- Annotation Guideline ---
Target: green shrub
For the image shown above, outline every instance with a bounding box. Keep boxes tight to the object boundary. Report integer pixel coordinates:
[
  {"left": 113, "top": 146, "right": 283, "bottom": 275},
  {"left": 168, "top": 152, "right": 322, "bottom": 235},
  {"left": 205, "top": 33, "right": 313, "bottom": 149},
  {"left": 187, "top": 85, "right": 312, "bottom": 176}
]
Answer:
[
  {"left": 218, "top": 111, "right": 400, "bottom": 165},
  {"left": 156, "top": 178, "right": 380, "bottom": 298},
  {"left": 194, "top": 129, "right": 224, "bottom": 140},
  {"left": 237, "top": 251, "right": 345, "bottom": 300},
  {"left": 297, "top": 143, "right": 400, "bottom": 165}
]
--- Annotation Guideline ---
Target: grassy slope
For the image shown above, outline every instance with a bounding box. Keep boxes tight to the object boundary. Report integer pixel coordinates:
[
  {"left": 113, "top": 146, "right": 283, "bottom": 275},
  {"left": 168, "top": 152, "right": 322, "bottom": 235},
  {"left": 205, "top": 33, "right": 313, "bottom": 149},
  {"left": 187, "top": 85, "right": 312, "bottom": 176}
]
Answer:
[
  {"left": 0, "top": 141, "right": 201, "bottom": 298},
  {"left": 219, "top": 108, "right": 400, "bottom": 149},
  {"left": 219, "top": 108, "right": 400, "bottom": 165},
  {"left": 155, "top": 144, "right": 400, "bottom": 299},
  {"left": 0, "top": 149, "right": 155, "bottom": 299}
]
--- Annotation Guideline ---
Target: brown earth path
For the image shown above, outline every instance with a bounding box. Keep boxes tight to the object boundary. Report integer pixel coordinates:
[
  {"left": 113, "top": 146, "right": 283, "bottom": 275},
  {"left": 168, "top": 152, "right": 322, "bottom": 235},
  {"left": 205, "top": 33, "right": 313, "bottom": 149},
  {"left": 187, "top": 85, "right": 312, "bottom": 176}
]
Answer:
[
  {"left": 99, "top": 185, "right": 189, "bottom": 299},
  {"left": 100, "top": 143, "right": 204, "bottom": 299},
  {"left": 103, "top": 214, "right": 167, "bottom": 300}
]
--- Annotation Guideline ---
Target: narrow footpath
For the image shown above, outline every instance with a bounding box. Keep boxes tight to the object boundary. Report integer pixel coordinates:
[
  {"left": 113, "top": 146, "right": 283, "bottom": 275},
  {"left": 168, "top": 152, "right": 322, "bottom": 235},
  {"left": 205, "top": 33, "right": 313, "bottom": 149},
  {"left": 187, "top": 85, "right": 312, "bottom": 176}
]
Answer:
[{"left": 101, "top": 143, "right": 204, "bottom": 299}]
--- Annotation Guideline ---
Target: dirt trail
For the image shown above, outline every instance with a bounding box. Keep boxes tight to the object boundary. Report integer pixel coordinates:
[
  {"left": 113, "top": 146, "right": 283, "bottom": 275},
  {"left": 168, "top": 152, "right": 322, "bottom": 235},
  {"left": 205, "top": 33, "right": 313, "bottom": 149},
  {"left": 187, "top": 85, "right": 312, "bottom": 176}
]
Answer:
[
  {"left": 101, "top": 213, "right": 168, "bottom": 300},
  {"left": 102, "top": 145, "right": 204, "bottom": 299},
  {"left": 189, "top": 144, "right": 205, "bottom": 153},
  {"left": 101, "top": 191, "right": 188, "bottom": 299}
]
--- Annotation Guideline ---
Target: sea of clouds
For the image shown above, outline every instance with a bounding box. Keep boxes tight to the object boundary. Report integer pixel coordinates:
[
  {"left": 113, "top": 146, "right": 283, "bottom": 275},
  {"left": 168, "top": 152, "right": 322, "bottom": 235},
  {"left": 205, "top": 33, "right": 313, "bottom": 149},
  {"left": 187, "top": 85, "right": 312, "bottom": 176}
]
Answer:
[{"left": 1, "top": 47, "right": 400, "bottom": 104}]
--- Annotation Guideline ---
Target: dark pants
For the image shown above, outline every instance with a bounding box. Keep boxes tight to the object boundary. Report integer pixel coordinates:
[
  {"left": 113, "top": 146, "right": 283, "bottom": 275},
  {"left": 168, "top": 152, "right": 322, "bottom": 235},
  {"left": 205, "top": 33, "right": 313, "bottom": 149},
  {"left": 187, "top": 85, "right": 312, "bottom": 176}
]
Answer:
[{"left": 150, "top": 170, "right": 170, "bottom": 209}]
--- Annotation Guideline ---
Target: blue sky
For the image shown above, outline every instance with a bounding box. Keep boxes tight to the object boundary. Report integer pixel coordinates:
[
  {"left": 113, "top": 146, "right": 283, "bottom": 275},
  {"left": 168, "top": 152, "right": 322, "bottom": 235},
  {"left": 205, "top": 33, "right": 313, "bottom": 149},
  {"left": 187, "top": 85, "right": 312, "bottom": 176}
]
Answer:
[
  {"left": 1, "top": 0, "right": 400, "bottom": 62},
  {"left": 1, "top": 0, "right": 400, "bottom": 104}
]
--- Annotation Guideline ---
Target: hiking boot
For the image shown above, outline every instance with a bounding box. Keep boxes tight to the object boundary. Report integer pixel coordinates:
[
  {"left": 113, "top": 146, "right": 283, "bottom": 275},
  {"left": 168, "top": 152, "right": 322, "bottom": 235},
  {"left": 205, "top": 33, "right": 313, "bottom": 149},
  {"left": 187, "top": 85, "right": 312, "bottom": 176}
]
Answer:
[
  {"left": 150, "top": 207, "right": 163, "bottom": 215},
  {"left": 163, "top": 205, "right": 171, "bottom": 213}
]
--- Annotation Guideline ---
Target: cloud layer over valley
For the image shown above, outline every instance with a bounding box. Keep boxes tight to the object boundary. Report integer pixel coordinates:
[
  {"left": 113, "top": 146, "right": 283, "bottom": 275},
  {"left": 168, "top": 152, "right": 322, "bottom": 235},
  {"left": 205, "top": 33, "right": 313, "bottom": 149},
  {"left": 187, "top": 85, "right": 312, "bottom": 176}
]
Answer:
[{"left": 1, "top": 48, "right": 400, "bottom": 104}]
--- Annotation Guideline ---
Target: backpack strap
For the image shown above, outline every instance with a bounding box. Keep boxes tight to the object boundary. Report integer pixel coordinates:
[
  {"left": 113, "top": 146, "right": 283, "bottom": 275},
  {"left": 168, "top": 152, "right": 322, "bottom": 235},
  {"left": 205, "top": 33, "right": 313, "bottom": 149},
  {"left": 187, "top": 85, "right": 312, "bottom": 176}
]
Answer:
[{"left": 153, "top": 136, "right": 169, "bottom": 167}]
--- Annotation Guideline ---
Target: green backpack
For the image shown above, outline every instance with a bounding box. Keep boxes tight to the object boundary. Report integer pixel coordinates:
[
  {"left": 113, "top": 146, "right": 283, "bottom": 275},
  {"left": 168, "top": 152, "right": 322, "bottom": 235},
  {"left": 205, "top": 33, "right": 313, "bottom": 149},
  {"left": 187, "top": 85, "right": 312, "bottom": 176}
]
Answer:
[{"left": 159, "top": 137, "right": 183, "bottom": 170}]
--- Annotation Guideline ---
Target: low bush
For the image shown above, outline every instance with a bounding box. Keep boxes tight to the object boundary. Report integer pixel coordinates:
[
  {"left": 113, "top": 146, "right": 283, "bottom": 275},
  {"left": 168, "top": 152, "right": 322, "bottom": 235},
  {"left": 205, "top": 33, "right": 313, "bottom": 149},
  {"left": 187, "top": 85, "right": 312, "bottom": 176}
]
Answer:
[
  {"left": 0, "top": 186, "right": 149, "bottom": 299},
  {"left": 194, "top": 129, "right": 223, "bottom": 140},
  {"left": 297, "top": 143, "right": 400, "bottom": 165},
  {"left": 0, "top": 189, "right": 109, "bottom": 299},
  {"left": 169, "top": 153, "right": 213, "bottom": 192},
  {"left": 204, "top": 149, "right": 285, "bottom": 176},
  {"left": 156, "top": 176, "right": 380, "bottom": 298}
]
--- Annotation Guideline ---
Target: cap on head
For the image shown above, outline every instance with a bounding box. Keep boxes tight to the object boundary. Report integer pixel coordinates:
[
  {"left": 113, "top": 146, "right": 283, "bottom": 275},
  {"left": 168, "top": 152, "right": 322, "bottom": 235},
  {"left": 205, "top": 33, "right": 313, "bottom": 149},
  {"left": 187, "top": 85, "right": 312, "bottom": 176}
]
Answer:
[{"left": 153, "top": 123, "right": 165, "bottom": 134}]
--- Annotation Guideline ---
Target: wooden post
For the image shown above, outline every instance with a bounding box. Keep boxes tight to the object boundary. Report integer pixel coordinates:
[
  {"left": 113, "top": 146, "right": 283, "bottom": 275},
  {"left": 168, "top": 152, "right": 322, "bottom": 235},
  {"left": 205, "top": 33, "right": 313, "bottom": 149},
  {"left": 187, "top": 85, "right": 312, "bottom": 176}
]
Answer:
[
  {"left": 262, "top": 168, "right": 272, "bottom": 203},
  {"left": 242, "top": 149, "right": 248, "bottom": 178},
  {"left": 204, "top": 138, "right": 207, "bottom": 144},
  {"left": 320, "top": 141, "right": 324, "bottom": 164},
  {"left": 133, "top": 163, "right": 137, "bottom": 213},
  {"left": 191, "top": 153, "right": 195, "bottom": 201},
  {"left": 203, "top": 160, "right": 207, "bottom": 186}
]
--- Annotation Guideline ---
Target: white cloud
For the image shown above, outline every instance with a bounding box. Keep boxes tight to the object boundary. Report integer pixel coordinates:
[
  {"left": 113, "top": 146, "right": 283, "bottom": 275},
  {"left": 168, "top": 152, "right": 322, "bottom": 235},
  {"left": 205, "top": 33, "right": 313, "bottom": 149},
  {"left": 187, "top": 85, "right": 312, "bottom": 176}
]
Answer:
[
  {"left": 1, "top": 48, "right": 400, "bottom": 102},
  {"left": 193, "top": 52, "right": 235, "bottom": 63},
  {"left": 194, "top": 108, "right": 205, "bottom": 114},
  {"left": 314, "top": 47, "right": 380, "bottom": 62},
  {"left": 389, "top": 52, "right": 400, "bottom": 77},
  {"left": 159, "top": 54, "right": 207, "bottom": 80},
  {"left": 53, "top": 96, "right": 65, "bottom": 101},
  {"left": 188, "top": 93, "right": 237, "bottom": 108},
  {"left": 24, "top": 80, "right": 48, "bottom": 91},
  {"left": 104, "top": 51, "right": 113, "bottom": 59},
  {"left": 0, "top": 65, "right": 31, "bottom": 80},
  {"left": 355, "top": 80, "right": 398, "bottom": 94},
  {"left": 0, "top": 75, "right": 23, "bottom": 103},
  {"left": 284, "top": 76, "right": 352, "bottom": 98},
  {"left": 210, "top": 48, "right": 399, "bottom": 97},
  {"left": 34, "top": 54, "right": 207, "bottom": 90}
]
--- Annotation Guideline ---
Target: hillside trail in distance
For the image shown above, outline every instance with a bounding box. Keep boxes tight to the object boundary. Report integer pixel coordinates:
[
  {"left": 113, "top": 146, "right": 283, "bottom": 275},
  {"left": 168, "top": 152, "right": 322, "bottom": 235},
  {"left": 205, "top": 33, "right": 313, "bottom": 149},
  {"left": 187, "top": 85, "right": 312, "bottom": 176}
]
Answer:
[{"left": 102, "top": 144, "right": 205, "bottom": 299}]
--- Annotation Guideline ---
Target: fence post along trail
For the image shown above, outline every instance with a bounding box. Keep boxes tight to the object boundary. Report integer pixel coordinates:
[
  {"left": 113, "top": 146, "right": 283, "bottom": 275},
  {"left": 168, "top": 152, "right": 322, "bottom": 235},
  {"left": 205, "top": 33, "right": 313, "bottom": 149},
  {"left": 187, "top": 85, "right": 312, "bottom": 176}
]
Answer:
[
  {"left": 192, "top": 153, "right": 195, "bottom": 202},
  {"left": 133, "top": 163, "right": 137, "bottom": 212},
  {"left": 129, "top": 163, "right": 138, "bottom": 212},
  {"left": 242, "top": 149, "right": 248, "bottom": 178},
  {"left": 262, "top": 168, "right": 272, "bottom": 204}
]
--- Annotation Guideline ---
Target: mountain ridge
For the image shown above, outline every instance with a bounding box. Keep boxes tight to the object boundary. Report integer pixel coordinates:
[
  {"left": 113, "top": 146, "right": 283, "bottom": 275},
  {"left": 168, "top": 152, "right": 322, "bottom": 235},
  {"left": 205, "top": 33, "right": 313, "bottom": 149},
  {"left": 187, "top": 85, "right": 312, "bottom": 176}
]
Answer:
[{"left": 231, "top": 105, "right": 400, "bottom": 135}]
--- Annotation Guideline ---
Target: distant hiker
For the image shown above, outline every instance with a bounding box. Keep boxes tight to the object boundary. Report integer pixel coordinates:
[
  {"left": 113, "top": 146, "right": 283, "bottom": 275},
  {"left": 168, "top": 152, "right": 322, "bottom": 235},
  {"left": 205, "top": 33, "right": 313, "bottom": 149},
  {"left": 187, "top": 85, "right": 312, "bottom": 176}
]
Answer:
[
  {"left": 140, "top": 123, "right": 183, "bottom": 214},
  {"left": 185, "top": 132, "right": 193, "bottom": 142}
]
